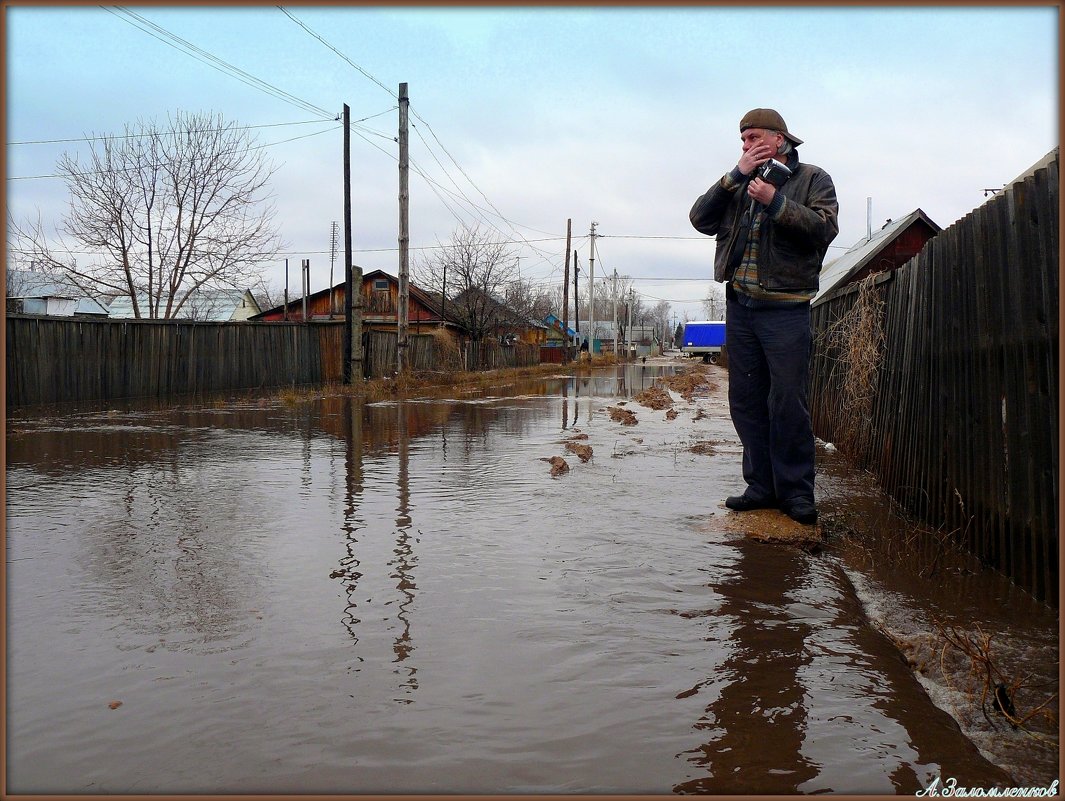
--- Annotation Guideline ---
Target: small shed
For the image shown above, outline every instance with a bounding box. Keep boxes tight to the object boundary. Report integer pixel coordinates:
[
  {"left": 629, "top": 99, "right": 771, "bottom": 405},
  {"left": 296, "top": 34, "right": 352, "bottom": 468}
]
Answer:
[
  {"left": 5, "top": 271, "right": 110, "bottom": 317},
  {"left": 813, "top": 209, "right": 941, "bottom": 307}
]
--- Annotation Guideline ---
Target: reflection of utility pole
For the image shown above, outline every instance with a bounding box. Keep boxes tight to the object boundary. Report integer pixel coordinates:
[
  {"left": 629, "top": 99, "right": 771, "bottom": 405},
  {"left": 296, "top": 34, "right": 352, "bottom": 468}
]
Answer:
[{"left": 397, "top": 82, "right": 410, "bottom": 374}]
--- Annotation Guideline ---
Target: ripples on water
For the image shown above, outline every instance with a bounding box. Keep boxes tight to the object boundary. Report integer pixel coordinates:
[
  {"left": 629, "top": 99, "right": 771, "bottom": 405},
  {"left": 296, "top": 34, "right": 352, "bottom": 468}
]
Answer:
[{"left": 5, "top": 369, "right": 1054, "bottom": 793}]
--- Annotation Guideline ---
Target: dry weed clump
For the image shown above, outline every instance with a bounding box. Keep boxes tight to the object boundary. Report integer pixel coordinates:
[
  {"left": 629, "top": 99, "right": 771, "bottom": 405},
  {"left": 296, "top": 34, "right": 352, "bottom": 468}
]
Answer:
[
  {"left": 689, "top": 440, "right": 718, "bottom": 456},
  {"left": 609, "top": 406, "right": 638, "bottom": 425},
  {"left": 817, "top": 276, "right": 885, "bottom": 456},
  {"left": 885, "top": 619, "right": 1058, "bottom": 744},
  {"left": 429, "top": 327, "right": 464, "bottom": 373}
]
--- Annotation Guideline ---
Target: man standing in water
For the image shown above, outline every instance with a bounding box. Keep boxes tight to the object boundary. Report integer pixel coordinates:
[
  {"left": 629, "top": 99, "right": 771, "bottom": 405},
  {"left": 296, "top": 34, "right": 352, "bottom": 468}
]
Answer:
[{"left": 689, "top": 109, "right": 838, "bottom": 525}]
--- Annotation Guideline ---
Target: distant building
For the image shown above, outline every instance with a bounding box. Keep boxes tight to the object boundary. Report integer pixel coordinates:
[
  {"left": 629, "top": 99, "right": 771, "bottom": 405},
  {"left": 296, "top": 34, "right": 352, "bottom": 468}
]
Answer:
[
  {"left": 5, "top": 270, "right": 110, "bottom": 317},
  {"left": 107, "top": 288, "right": 261, "bottom": 321}
]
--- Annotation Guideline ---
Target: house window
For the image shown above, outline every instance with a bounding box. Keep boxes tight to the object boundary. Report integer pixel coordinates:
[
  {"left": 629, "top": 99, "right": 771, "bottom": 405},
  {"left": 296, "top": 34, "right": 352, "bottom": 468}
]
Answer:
[{"left": 373, "top": 279, "right": 389, "bottom": 291}]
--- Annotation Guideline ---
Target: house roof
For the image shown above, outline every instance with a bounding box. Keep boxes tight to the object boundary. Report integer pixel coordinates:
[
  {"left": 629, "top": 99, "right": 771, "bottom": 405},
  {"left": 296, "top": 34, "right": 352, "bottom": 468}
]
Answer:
[
  {"left": 6, "top": 270, "right": 110, "bottom": 316},
  {"left": 249, "top": 269, "right": 466, "bottom": 327},
  {"left": 812, "top": 208, "right": 941, "bottom": 307},
  {"left": 108, "top": 288, "right": 260, "bottom": 321}
]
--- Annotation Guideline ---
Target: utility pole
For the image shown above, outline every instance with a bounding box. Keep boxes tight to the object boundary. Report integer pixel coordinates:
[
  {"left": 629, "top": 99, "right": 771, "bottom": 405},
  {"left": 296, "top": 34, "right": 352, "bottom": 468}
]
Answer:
[
  {"left": 589, "top": 222, "right": 597, "bottom": 356},
  {"left": 301, "top": 258, "right": 310, "bottom": 321},
  {"left": 397, "top": 82, "right": 410, "bottom": 374},
  {"left": 573, "top": 251, "right": 580, "bottom": 339},
  {"left": 562, "top": 218, "right": 571, "bottom": 364},
  {"left": 612, "top": 268, "right": 618, "bottom": 358},
  {"left": 284, "top": 258, "right": 289, "bottom": 322},
  {"left": 621, "top": 285, "right": 630, "bottom": 353},
  {"left": 343, "top": 103, "right": 363, "bottom": 384},
  {"left": 329, "top": 221, "right": 339, "bottom": 317}
]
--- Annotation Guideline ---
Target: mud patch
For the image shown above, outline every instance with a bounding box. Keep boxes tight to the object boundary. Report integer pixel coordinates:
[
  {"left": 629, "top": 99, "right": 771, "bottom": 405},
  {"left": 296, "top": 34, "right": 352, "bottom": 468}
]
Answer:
[
  {"left": 701, "top": 507, "right": 824, "bottom": 553},
  {"left": 565, "top": 442, "right": 593, "bottom": 462},
  {"left": 666, "top": 409, "right": 678, "bottom": 421},
  {"left": 661, "top": 364, "right": 717, "bottom": 402},
  {"left": 609, "top": 406, "right": 638, "bottom": 426},
  {"left": 689, "top": 440, "right": 719, "bottom": 456},
  {"left": 634, "top": 385, "right": 673, "bottom": 411},
  {"left": 540, "top": 456, "right": 570, "bottom": 476}
]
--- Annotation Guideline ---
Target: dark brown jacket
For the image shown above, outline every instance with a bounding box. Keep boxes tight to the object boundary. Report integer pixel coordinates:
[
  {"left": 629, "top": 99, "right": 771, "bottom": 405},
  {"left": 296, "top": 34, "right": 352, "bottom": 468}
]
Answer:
[{"left": 689, "top": 153, "right": 839, "bottom": 292}]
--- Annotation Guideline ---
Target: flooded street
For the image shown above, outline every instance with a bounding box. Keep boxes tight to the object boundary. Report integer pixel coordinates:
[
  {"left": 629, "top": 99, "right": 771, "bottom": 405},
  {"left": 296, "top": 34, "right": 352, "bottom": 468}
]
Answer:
[{"left": 5, "top": 361, "right": 1057, "bottom": 794}]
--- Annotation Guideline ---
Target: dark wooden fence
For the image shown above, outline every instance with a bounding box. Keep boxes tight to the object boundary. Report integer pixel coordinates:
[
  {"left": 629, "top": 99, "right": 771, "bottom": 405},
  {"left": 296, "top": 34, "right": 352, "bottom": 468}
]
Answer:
[
  {"left": 6, "top": 317, "right": 541, "bottom": 408},
  {"left": 810, "top": 154, "right": 1058, "bottom": 604},
  {"left": 5, "top": 317, "right": 345, "bottom": 407}
]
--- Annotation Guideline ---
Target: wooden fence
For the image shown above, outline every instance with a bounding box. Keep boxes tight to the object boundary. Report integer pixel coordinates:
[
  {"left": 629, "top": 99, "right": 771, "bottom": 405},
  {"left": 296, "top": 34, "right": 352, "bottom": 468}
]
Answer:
[
  {"left": 6, "top": 317, "right": 541, "bottom": 408},
  {"left": 810, "top": 154, "right": 1058, "bottom": 604}
]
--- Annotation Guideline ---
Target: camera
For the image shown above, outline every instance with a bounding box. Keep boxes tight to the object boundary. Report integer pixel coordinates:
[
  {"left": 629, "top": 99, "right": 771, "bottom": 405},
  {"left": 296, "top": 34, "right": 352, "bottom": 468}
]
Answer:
[{"left": 758, "top": 158, "right": 792, "bottom": 186}]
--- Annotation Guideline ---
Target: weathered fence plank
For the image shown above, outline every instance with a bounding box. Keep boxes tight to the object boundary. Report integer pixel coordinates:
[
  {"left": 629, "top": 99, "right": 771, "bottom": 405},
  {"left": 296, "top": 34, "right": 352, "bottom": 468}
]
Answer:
[{"left": 810, "top": 155, "right": 1058, "bottom": 604}]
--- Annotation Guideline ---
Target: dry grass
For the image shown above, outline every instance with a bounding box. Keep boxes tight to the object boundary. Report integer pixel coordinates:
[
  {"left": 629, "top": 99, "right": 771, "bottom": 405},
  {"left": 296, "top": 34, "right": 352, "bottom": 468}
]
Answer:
[
  {"left": 817, "top": 276, "right": 885, "bottom": 457},
  {"left": 882, "top": 619, "right": 1058, "bottom": 745}
]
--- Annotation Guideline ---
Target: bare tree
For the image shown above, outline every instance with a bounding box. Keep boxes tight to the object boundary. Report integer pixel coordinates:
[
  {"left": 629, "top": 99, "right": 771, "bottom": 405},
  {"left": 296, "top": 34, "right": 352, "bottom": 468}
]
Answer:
[
  {"left": 702, "top": 283, "right": 726, "bottom": 321},
  {"left": 414, "top": 223, "right": 519, "bottom": 341},
  {"left": 10, "top": 111, "right": 282, "bottom": 319}
]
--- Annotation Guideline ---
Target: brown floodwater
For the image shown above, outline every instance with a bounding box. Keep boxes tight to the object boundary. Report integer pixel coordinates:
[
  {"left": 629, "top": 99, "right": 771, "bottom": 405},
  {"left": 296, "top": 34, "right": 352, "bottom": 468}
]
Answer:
[{"left": 5, "top": 363, "right": 1058, "bottom": 793}]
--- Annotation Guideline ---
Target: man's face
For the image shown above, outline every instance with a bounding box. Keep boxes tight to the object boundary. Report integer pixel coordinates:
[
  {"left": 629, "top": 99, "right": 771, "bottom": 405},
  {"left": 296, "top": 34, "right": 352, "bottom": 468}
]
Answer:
[{"left": 741, "top": 127, "right": 784, "bottom": 154}]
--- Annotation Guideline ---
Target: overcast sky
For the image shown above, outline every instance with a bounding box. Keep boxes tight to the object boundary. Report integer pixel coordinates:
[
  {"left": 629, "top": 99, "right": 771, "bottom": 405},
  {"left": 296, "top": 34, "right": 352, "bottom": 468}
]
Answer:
[{"left": 6, "top": 5, "right": 1059, "bottom": 322}]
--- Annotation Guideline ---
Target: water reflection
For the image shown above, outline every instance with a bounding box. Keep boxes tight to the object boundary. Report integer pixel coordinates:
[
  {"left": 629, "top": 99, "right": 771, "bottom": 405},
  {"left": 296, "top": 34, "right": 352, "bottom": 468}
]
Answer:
[
  {"left": 674, "top": 541, "right": 818, "bottom": 793},
  {"left": 338, "top": 399, "right": 365, "bottom": 652},
  {"left": 390, "top": 400, "right": 418, "bottom": 701},
  {"left": 6, "top": 364, "right": 1040, "bottom": 793}
]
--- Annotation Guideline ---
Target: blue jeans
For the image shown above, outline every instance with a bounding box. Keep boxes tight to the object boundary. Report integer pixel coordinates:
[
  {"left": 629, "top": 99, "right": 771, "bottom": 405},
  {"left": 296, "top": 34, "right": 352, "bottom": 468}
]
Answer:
[{"left": 725, "top": 290, "right": 815, "bottom": 506}]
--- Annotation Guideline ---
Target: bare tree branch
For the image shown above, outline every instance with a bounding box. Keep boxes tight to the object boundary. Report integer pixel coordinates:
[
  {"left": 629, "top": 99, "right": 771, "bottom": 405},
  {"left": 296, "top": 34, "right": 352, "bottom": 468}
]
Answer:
[{"left": 11, "top": 110, "right": 283, "bottom": 319}]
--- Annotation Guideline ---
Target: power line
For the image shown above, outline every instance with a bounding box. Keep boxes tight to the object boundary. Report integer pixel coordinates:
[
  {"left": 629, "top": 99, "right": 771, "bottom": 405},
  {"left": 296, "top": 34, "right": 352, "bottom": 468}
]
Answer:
[
  {"left": 8, "top": 123, "right": 340, "bottom": 181},
  {"left": 277, "top": 7, "right": 562, "bottom": 267},
  {"left": 9, "top": 118, "right": 335, "bottom": 147},
  {"left": 105, "top": 6, "right": 333, "bottom": 118}
]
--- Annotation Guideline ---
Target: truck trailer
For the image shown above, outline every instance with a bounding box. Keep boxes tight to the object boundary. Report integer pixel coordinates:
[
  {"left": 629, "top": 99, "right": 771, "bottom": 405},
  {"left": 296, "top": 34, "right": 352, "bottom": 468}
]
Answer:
[{"left": 681, "top": 320, "right": 726, "bottom": 364}]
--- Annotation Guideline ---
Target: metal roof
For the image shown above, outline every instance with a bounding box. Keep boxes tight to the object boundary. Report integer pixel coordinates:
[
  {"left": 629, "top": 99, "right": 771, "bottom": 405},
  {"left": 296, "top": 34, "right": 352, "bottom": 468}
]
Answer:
[
  {"left": 6, "top": 271, "right": 110, "bottom": 316},
  {"left": 812, "top": 209, "right": 939, "bottom": 307},
  {"left": 108, "top": 288, "right": 260, "bottom": 321}
]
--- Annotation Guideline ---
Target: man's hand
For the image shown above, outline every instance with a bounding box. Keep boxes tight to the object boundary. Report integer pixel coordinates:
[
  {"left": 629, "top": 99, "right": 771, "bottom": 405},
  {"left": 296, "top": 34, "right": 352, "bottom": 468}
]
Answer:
[
  {"left": 737, "top": 142, "right": 775, "bottom": 176},
  {"left": 747, "top": 177, "right": 776, "bottom": 206}
]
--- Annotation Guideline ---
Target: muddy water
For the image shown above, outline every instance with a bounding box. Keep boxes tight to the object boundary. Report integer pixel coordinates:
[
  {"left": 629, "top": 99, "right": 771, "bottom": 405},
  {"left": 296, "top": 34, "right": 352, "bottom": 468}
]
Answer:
[{"left": 5, "top": 364, "right": 1055, "bottom": 793}]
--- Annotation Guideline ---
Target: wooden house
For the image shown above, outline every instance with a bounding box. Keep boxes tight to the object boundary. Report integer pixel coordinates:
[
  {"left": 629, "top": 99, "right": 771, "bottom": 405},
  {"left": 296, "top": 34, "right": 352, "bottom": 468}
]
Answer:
[
  {"left": 251, "top": 269, "right": 467, "bottom": 339},
  {"left": 813, "top": 209, "right": 941, "bottom": 307},
  {"left": 449, "top": 286, "right": 550, "bottom": 346}
]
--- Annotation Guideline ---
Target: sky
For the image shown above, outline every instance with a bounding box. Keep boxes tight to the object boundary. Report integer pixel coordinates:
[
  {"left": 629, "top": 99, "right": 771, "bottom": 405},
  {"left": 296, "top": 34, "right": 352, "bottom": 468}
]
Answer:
[{"left": 5, "top": 4, "right": 1060, "bottom": 324}]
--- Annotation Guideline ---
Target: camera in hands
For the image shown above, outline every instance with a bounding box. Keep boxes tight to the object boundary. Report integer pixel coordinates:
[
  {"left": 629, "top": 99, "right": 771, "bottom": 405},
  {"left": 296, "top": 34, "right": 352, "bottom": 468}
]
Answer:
[{"left": 758, "top": 158, "right": 792, "bottom": 186}]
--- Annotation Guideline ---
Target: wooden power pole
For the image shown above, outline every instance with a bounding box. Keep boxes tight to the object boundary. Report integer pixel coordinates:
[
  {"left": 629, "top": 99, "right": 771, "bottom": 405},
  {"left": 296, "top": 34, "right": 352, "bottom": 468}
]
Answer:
[
  {"left": 589, "top": 222, "right": 597, "bottom": 355},
  {"left": 562, "top": 218, "right": 571, "bottom": 364},
  {"left": 397, "top": 82, "right": 410, "bottom": 374},
  {"left": 343, "top": 103, "right": 363, "bottom": 383}
]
